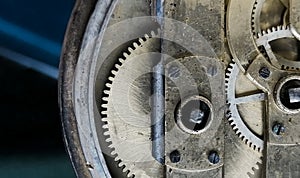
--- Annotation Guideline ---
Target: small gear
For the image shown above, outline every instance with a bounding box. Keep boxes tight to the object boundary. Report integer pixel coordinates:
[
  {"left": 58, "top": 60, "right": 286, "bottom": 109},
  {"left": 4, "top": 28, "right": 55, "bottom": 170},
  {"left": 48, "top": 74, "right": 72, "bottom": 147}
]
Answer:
[
  {"left": 225, "top": 62, "right": 266, "bottom": 151},
  {"left": 227, "top": 0, "right": 298, "bottom": 74},
  {"left": 251, "top": 0, "right": 264, "bottom": 35},
  {"left": 101, "top": 31, "right": 162, "bottom": 178},
  {"left": 255, "top": 25, "right": 300, "bottom": 70},
  {"left": 251, "top": 0, "right": 288, "bottom": 34}
]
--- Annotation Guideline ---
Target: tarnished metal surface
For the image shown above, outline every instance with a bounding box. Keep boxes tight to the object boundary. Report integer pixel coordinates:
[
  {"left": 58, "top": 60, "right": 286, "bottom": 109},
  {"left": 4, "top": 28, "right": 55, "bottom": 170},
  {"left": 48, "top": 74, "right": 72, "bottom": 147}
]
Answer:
[
  {"left": 59, "top": 0, "right": 300, "bottom": 177},
  {"left": 226, "top": 62, "right": 265, "bottom": 151},
  {"left": 58, "top": 0, "right": 98, "bottom": 177},
  {"left": 163, "top": 0, "right": 224, "bottom": 58},
  {"left": 227, "top": 1, "right": 300, "bottom": 176},
  {"left": 165, "top": 56, "right": 225, "bottom": 177},
  {"left": 266, "top": 145, "right": 300, "bottom": 178},
  {"left": 290, "top": 0, "right": 300, "bottom": 36},
  {"left": 101, "top": 35, "right": 163, "bottom": 178}
]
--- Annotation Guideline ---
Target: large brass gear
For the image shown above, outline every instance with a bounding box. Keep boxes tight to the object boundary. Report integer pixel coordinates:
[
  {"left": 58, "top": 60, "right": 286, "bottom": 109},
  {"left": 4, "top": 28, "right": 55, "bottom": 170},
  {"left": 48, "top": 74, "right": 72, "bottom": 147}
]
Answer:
[{"left": 101, "top": 32, "right": 163, "bottom": 178}]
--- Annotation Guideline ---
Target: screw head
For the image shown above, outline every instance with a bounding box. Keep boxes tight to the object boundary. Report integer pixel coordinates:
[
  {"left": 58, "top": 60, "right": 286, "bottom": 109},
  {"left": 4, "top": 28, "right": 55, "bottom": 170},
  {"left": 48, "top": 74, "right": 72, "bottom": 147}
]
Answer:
[
  {"left": 208, "top": 151, "right": 220, "bottom": 164},
  {"left": 168, "top": 66, "right": 180, "bottom": 79},
  {"left": 272, "top": 123, "right": 285, "bottom": 136},
  {"left": 170, "top": 150, "right": 181, "bottom": 163},
  {"left": 259, "top": 66, "right": 270, "bottom": 78},
  {"left": 190, "top": 109, "right": 205, "bottom": 124},
  {"left": 207, "top": 65, "right": 218, "bottom": 77}
]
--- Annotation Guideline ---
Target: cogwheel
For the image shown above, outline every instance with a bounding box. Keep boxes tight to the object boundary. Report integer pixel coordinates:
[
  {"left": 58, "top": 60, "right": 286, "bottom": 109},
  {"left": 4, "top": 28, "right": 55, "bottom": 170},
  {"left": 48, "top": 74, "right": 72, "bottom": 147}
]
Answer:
[
  {"left": 101, "top": 31, "right": 163, "bottom": 178},
  {"left": 251, "top": 0, "right": 288, "bottom": 35},
  {"left": 225, "top": 62, "right": 266, "bottom": 151},
  {"left": 251, "top": 0, "right": 264, "bottom": 35},
  {"left": 224, "top": 121, "right": 263, "bottom": 178},
  {"left": 227, "top": 0, "right": 294, "bottom": 74},
  {"left": 255, "top": 25, "right": 300, "bottom": 70}
]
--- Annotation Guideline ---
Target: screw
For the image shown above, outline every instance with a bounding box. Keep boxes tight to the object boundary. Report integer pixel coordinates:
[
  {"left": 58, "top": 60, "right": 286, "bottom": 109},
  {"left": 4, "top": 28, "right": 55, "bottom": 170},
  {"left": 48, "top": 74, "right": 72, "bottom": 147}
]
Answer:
[
  {"left": 272, "top": 123, "right": 285, "bottom": 136},
  {"left": 207, "top": 66, "right": 217, "bottom": 77},
  {"left": 168, "top": 66, "right": 180, "bottom": 79},
  {"left": 208, "top": 151, "right": 220, "bottom": 164},
  {"left": 170, "top": 150, "right": 181, "bottom": 163},
  {"left": 259, "top": 66, "right": 270, "bottom": 78},
  {"left": 190, "top": 109, "right": 205, "bottom": 124},
  {"left": 288, "top": 87, "right": 300, "bottom": 104}
]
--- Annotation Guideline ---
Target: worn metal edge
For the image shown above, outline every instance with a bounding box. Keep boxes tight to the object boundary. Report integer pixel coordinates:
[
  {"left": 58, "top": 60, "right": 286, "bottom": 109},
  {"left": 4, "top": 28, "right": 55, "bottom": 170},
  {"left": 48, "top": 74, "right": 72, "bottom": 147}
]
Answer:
[{"left": 58, "top": 0, "right": 98, "bottom": 177}]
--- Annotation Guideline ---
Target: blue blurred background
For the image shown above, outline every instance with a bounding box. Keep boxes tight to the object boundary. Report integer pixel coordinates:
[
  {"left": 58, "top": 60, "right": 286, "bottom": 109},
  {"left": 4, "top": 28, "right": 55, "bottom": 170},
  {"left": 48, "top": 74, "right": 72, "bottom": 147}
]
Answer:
[{"left": 0, "top": 0, "right": 76, "bottom": 177}]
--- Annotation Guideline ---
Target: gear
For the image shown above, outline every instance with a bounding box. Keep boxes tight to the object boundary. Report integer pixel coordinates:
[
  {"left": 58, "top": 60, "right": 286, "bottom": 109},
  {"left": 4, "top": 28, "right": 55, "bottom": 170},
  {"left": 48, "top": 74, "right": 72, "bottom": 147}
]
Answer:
[
  {"left": 225, "top": 62, "right": 266, "bottom": 151},
  {"left": 225, "top": 62, "right": 264, "bottom": 177},
  {"left": 224, "top": 121, "right": 263, "bottom": 178},
  {"left": 101, "top": 32, "right": 162, "bottom": 178},
  {"left": 255, "top": 25, "right": 300, "bottom": 70},
  {"left": 251, "top": 0, "right": 264, "bottom": 35},
  {"left": 227, "top": 0, "right": 299, "bottom": 74},
  {"left": 251, "top": 0, "right": 288, "bottom": 35}
]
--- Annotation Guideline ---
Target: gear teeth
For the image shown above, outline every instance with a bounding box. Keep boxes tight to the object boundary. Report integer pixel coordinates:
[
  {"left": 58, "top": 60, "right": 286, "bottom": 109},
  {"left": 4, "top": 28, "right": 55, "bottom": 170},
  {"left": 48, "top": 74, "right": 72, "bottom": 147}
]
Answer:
[
  {"left": 144, "top": 34, "right": 150, "bottom": 39},
  {"left": 111, "top": 150, "right": 117, "bottom": 156},
  {"left": 103, "top": 130, "right": 110, "bottom": 136},
  {"left": 115, "top": 63, "right": 122, "bottom": 70},
  {"left": 251, "top": 0, "right": 259, "bottom": 35},
  {"left": 230, "top": 117, "right": 263, "bottom": 152},
  {"left": 108, "top": 76, "right": 114, "bottom": 82},
  {"left": 272, "top": 27, "right": 276, "bottom": 32},
  {"left": 101, "top": 110, "right": 108, "bottom": 115},
  {"left": 101, "top": 103, "right": 108, "bottom": 108},
  {"left": 123, "top": 52, "right": 130, "bottom": 58},
  {"left": 247, "top": 168, "right": 256, "bottom": 178},
  {"left": 257, "top": 32, "right": 261, "bottom": 38},
  {"left": 258, "top": 25, "right": 290, "bottom": 37},
  {"left": 284, "top": 25, "right": 288, "bottom": 30},
  {"left": 225, "top": 64, "right": 234, "bottom": 79},
  {"left": 118, "top": 162, "right": 126, "bottom": 170},
  {"left": 107, "top": 146, "right": 136, "bottom": 178},
  {"left": 225, "top": 62, "right": 236, "bottom": 94},
  {"left": 102, "top": 97, "right": 109, "bottom": 102},
  {"left": 105, "top": 82, "right": 112, "bottom": 88},
  {"left": 113, "top": 156, "right": 134, "bottom": 178},
  {"left": 138, "top": 38, "right": 144, "bottom": 44},
  {"left": 277, "top": 26, "right": 281, "bottom": 30},
  {"left": 128, "top": 47, "right": 134, "bottom": 53},
  {"left": 247, "top": 160, "right": 262, "bottom": 178},
  {"left": 105, "top": 137, "right": 112, "bottom": 142},
  {"left": 102, "top": 117, "right": 108, "bottom": 122},
  {"left": 255, "top": 25, "right": 299, "bottom": 71},
  {"left": 111, "top": 70, "right": 118, "bottom": 76},
  {"left": 103, "top": 90, "right": 110, "bottom": 95},
  {"left": 102, "top": 124, "right": 109, "bottom": 129},
  {"left": 99, "top": 31, "right": 160, "bottom": 177},
  {"left": 226, "top": 62, "right": 264, "bottom": 152},
  {"left": 125, "top": 169, "right": 134, "bottom": 178},
  {"left": 119, "top": 58, "right": 125, "bottom": 63},
  {"left": 133, "top": 42, "right": 139, "bottom": 49},
  {"left": 108, "top": 144, "right": 115, "bottom": 149}
]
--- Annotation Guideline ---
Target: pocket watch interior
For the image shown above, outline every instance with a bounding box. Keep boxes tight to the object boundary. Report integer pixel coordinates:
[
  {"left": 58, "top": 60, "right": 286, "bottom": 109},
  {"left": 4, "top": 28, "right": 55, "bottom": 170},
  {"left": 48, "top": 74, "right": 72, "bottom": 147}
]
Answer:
[{"left": 59, "top": 0, "right": 300, "bottom": 177}]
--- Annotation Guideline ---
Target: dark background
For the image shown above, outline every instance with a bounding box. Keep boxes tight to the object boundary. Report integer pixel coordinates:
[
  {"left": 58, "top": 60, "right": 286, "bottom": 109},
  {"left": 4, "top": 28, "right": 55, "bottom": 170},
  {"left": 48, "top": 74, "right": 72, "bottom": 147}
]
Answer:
[{"left": 0, "top": 0, "right": 76, "bottom": 177}]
